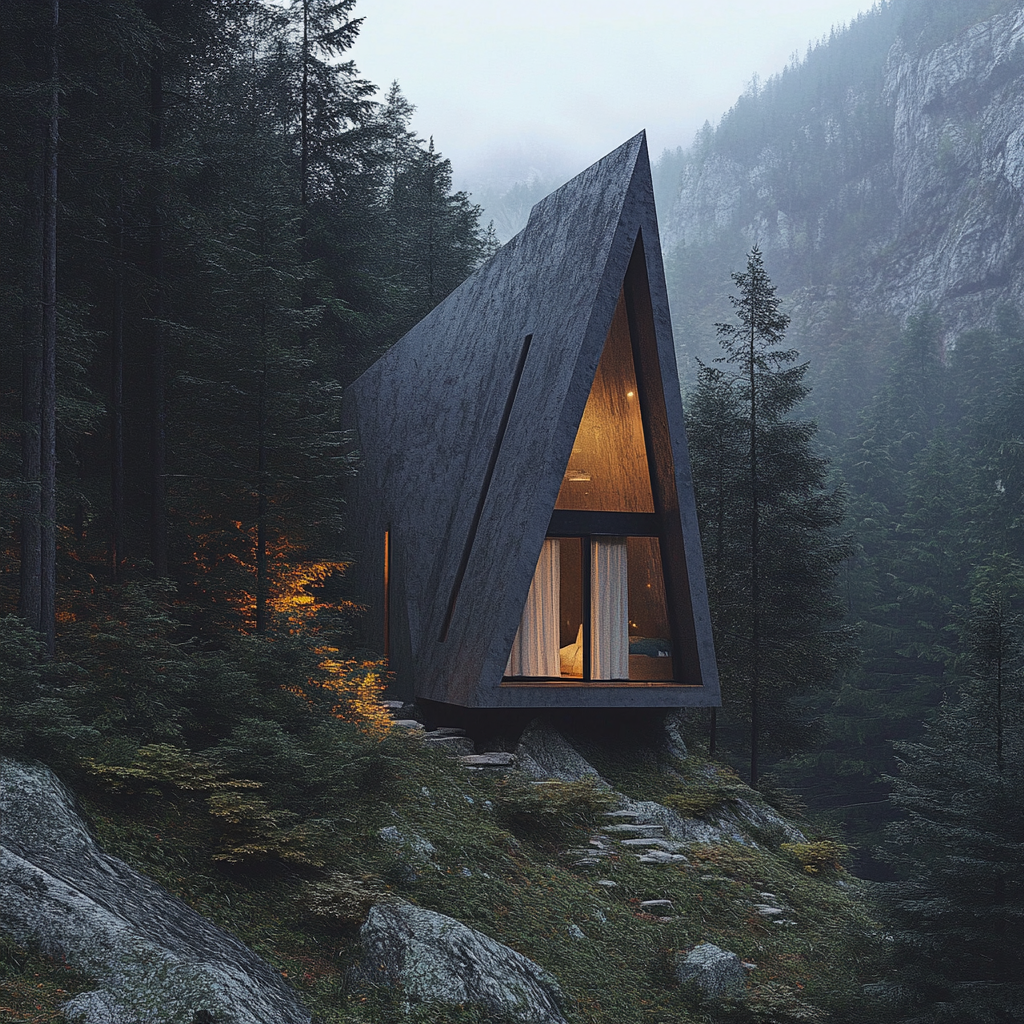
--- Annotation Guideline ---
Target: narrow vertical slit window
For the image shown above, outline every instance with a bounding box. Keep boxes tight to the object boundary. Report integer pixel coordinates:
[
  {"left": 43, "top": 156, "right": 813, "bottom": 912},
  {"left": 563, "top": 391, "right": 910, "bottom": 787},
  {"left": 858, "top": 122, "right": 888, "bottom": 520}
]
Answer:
[{"left": 383, "top": 527, "right": 391, "bottom": 663}]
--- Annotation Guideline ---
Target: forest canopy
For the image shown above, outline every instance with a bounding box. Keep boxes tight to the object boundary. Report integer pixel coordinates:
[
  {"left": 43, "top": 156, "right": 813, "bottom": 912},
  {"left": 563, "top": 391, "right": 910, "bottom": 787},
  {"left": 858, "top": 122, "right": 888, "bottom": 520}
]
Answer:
[{"left": 0, "top": 0, "right": 493, "bottom": 658}]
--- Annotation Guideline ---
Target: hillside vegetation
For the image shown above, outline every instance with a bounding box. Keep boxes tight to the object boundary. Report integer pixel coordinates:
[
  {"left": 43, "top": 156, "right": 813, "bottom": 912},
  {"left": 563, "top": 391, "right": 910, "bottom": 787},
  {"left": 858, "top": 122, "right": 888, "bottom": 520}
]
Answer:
[{"left": 2, "top": 709, "right": 882, "bottom": 1023}]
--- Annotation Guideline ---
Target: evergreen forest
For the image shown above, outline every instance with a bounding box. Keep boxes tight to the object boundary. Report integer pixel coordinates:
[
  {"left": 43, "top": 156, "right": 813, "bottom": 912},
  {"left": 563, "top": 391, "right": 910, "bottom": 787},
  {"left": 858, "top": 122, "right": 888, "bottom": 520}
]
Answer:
[
  {"left": 0, "top": 0, "right": 491, "bottom": 719},
  {"left": 4, "top": 0, "right": 1024, "bottom": 1021}
]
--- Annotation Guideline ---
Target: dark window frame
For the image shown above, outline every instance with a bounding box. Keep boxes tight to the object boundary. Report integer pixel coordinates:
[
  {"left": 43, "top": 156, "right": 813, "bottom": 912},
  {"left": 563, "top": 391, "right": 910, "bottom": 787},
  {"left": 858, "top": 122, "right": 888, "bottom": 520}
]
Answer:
[{"left": 502, "top": 513, "right": 678, "bottom": 684}]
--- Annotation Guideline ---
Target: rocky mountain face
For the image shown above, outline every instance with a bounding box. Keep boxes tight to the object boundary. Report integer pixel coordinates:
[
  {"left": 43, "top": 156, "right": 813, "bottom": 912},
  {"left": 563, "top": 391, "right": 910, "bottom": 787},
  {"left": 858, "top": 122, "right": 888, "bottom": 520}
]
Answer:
[
  {"left": 662, "top": 1, "right": 1024, "bottom": 372},
  {"left": 885, "top": 8, "right": 1024, "bottom": 320}
]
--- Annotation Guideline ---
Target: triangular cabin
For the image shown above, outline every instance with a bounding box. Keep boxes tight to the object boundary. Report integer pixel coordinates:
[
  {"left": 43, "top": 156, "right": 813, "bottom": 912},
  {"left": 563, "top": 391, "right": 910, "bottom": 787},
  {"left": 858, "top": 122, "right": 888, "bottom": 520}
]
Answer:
[{"left": 342, "top": 132, "right": 720, "bottom": 710}]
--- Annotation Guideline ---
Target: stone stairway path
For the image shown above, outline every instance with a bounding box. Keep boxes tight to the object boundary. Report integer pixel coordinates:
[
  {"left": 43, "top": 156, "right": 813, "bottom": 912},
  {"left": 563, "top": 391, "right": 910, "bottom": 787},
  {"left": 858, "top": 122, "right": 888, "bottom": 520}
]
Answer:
[
  {"left": 569, "top": 810, "right": 689, "bottom": 869},
  {"left": 384, "top": 702, "right": 518, "bottom": 768},
  {"left": 381, "top": 702, "right": 688, "bottom": 871}
]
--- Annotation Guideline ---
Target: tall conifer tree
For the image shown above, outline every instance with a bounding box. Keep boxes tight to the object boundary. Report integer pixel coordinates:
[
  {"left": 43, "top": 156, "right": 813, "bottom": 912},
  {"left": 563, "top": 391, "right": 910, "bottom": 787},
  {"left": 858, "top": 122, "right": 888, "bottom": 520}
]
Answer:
[
  {"left": 880, "top": 559, "right": 1024, "bottom": 1022},
  {"left": 689, "top": 247, "right": 853, "bottom": 784}
]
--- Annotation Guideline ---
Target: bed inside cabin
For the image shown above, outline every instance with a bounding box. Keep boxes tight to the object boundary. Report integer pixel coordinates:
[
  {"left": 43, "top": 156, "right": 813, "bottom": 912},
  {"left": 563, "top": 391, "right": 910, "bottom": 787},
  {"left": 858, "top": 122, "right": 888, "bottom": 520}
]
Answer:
[{"left": 503, "top": 289, "right": 678, "bottom": 684}]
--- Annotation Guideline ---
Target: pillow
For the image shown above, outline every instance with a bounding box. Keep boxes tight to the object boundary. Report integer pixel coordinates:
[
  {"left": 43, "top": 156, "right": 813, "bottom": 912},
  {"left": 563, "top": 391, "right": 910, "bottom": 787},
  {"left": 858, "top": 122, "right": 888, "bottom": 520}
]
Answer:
[{"left": 559, "top": 624, "right": 584, "bottom": 678}]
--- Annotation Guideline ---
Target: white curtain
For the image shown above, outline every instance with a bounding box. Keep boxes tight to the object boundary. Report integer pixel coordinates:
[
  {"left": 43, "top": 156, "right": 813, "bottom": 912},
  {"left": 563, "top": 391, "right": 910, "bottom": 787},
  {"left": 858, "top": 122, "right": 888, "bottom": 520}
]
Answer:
[
  {"left": 591, "top": 537, "right": 628, "bottom": 680},
  {"left": 506, "top": 539, "right": 561, "bottom": 677}
]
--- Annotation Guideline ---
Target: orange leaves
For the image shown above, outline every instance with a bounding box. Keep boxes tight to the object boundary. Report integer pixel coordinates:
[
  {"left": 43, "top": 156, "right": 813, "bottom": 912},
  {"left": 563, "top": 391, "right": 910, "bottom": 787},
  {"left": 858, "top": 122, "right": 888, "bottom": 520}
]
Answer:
[{"left": 310, "top": 656, "right": 394, "bottom": 738}]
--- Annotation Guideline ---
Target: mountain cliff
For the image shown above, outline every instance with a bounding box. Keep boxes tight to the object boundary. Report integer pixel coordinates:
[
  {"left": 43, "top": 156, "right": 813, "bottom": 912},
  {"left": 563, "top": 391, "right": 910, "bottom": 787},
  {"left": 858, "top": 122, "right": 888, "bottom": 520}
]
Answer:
[{"left": 661, "top": 0, "right": 1024, "bottom": 381}]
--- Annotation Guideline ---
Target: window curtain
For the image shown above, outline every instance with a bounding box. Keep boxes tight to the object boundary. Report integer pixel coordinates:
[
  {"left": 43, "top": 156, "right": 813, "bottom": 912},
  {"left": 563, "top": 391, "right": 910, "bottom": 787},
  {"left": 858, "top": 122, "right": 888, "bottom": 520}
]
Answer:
[
  {"left": 591, "top": 537, "right": 628, "bottom": 680},
  {"left": 506, "top": 538, "right": 561, "bottom": 677}
]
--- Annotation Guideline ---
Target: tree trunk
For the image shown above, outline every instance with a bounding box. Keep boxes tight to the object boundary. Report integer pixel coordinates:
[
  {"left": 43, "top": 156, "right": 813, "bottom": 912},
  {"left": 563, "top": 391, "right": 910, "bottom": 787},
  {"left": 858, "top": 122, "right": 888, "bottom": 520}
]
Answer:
[
  {"left": 299, "top": 0, "right": 309, "bottom": 346},
  {"left": 255, "top": 363, "right": 268, "bottom": 634},
  {"left": 300, "top": 0, "right": 309, "bottom": 211},
  {"left": 996, "top": 615, "right": 1004, "bottom": 774},
  {"left": 748, "top": 290, "right": 760, "bottom": 788},
  {"left": 110, "top": 189, "right": 125, "bottom": 578},
  {"left": 39, "top": 0, "right": 60, "bottom": 658},
  {"left": 148, "top": 1, "right": 168, "bottom": 576},
  {"left": 20, "top": 149, "right": 43, "bottom": 631}
]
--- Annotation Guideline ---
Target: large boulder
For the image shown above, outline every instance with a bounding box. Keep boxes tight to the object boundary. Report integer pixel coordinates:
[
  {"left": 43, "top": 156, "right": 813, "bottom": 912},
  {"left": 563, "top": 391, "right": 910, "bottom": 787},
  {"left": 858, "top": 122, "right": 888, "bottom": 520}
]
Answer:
[
  {"left": 356, "top": 903, "right": 567, "bottom": 1024},
  {"left": 674, "top": 942, "right": 749, "bottom": 1000},
  {"left": 662, "top": 709, "right": 688, "bottom": 763},
  {"left": 513, "top": 718, "right": 607, "bottom": 784},
  {"left": 0, "top": 759, "right": 310, "bottom": 1024}
]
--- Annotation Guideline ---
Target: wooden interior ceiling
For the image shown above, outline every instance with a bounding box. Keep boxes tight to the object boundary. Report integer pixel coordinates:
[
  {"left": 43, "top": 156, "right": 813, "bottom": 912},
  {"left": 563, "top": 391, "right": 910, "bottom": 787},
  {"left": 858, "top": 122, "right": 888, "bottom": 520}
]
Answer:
[{"left": 555, "top": 289, "right": 654, "bottom": 514}]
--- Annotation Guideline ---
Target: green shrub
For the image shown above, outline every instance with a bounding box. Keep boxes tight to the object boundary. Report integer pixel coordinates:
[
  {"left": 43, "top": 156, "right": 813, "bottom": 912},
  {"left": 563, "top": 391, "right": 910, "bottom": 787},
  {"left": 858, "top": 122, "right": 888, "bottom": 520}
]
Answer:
[
  {"left": 0, "top": 614, "right": 93, "bottom": 767},
  {"left": 663, "top": 766, "right": 744, "bottom": 818},
  {"left": 298, "top": 871, "right": 395, "bottom": 927},
  {"left": 63, "top": 580, "right": 198, "bottom": 745},
  {"left": 780, "top": 840, "right": 848, "bottom": 875},
  {"left": 494, "top": 776, "right": 615, "bottom": 838},
  {"left": 84, "top": 742, "right": 260, "bottom": 795},
  {"left": 206, "top": 789, "right": 329, "bottom": 867},
  {"left": 663, "top": 787, "right": 737, "bottom": 818},
  {"left": 86, "top": 743, "right": 327, "bottom": 868}
]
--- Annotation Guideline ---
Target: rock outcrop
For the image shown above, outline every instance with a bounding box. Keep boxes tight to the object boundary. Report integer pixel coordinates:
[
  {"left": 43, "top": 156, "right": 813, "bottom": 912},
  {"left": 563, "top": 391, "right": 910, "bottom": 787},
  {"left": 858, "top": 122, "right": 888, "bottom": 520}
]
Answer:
[
  {"left": 664, "top": 3, "right": 1024, "bottom": 364},
  {"left": 513, "top": 719, "right": 806, "bottom": 851},
  {"left": 513, "top": 718, "right": 609, "bottom": 784},
  {"left": 355, "top": 903, "right": 567, "bottom": 1024},
  {"left": 674, "top": 943, "right": 749, "bottom": 999},
  {"left": 0, "top": 760, "right": 310, "bottom": 1024}
]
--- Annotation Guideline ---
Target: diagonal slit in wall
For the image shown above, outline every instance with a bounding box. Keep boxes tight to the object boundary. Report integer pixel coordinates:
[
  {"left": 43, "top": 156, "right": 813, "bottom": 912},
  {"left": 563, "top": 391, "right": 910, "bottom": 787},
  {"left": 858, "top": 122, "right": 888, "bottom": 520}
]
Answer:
[{"left": 438, "top": 333, "right": 533, "bottom": 642}]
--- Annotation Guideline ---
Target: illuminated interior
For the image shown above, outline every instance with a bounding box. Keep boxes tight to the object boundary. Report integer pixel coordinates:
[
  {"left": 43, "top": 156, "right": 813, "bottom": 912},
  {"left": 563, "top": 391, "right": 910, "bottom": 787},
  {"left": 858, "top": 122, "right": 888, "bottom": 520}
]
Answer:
[
  {"left": 505, "top": 290, "right": 675, "bottom": 683},
  {"left": 555, "top": 290, "right": 654, "bottom": 513}
]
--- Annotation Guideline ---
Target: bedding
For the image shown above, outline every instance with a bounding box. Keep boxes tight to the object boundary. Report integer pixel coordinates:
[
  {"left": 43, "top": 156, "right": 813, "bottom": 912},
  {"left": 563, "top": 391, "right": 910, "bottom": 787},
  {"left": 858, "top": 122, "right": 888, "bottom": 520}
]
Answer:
[
  {"left": 559, "top": 625, "right": 584, "bottom": 677},
  {"left": 628, "top": 637, "right": 672, "bottom": 658},
  {"left": 558, "top": 628, "right": 673, "bottom": 678}
]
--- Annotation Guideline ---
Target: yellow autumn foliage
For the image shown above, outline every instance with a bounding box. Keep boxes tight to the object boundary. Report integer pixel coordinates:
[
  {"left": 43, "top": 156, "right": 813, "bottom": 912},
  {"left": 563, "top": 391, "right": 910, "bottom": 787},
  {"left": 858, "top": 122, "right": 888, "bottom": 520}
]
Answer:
[{"left": 316, "top": 656, "right": 394, "bottom": 739}]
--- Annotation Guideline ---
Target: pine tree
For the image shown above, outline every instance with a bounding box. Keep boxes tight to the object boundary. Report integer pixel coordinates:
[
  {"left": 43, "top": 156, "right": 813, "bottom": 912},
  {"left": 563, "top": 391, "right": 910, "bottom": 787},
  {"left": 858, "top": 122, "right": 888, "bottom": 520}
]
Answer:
[
  {"left": 880, "top": 559, "right": 1024, "bottom": 1023},
  {"left": 804, "top": 309, "right": 1006, "bottom": 872},
  {"left": 688, "top": 246, "right": 853, "bottom": 784}
]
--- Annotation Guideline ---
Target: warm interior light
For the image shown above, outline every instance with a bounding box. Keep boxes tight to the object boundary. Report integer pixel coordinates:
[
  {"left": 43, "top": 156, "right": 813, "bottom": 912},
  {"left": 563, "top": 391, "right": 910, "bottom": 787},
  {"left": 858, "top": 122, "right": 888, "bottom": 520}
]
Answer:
[{"left": 554, "top": 288, "right": 655, "bottom": 514}]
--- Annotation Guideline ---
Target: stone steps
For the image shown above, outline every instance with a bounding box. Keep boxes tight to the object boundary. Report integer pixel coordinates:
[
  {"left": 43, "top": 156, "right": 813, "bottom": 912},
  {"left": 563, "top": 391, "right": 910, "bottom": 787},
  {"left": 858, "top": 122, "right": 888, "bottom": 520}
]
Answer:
[
  {"left": 392, "top": 719, "right": 424, "bottom": 731},
  {"left": 459, "top": 752, "right": 516, "bottom": 769},
  {"left": 379, "top": 703, "right": 517, "bottom": 769},
  {"left": 601, "top": 823, "right": 665, "bottom": 837},
  {"left": 423, "top": 735, "right": 477, "bottom": 756},
  {"left": 378, "top": 701, "right": 690, "bottom": 876},
  {"left": 575, "top": 808, "right": 692, "bottom": 872}
]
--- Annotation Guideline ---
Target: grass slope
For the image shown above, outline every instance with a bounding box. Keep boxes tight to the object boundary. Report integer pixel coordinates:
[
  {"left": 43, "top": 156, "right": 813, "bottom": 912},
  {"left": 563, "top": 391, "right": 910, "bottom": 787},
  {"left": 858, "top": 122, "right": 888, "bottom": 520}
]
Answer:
[{"left": 23, "top": 726, "right": 883, "bottom": 1023}]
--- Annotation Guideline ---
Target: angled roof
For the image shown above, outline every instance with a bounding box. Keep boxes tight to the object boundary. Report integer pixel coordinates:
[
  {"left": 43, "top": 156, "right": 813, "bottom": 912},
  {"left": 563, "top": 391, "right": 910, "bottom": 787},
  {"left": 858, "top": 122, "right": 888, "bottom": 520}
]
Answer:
[{"left": 343, "top": 131, "right": 719, "bottom": 708}]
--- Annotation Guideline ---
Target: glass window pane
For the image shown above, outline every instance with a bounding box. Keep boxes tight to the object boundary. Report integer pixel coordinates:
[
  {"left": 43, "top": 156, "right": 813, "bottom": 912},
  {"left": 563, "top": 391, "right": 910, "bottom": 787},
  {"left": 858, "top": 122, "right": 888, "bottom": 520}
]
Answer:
[
  {"left": 506, "top": 539, "right": 562, "bottom": 677},
  {"left": 556, "top": 290, "right": 654, "bottom": 513},
  {"left": 558, "top": 538, "right": 583, "bottom": 678},
  {"left": 591, "top": 537, "right": 629, "bottom": 680},
  {"left": 627, "top": 537, "right": 673, "bottom": 680}
]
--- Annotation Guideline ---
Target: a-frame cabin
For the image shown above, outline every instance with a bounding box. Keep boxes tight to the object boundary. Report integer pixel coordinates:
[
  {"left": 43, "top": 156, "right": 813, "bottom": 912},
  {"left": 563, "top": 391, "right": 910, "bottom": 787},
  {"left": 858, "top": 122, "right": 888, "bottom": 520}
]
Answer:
[{"left": 342, "top": 132, "right": 719, "bottom": 710}]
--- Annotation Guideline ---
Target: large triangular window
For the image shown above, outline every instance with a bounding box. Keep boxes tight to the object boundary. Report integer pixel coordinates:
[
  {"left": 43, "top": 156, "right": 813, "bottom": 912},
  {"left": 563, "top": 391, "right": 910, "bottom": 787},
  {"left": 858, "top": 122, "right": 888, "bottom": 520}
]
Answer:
[
  {"left": 555, "top": 291, "right": 654, "bottom": 513},
  {"left": 505, "top": 288, "right": 677, "bottom": 683}
]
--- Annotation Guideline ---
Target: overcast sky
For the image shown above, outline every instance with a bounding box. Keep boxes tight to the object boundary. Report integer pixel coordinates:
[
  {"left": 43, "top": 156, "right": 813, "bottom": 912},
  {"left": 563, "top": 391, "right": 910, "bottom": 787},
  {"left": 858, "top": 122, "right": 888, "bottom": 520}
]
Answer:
[{"left": 350, "top": 0, "right": 876, "bottom": 189}]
